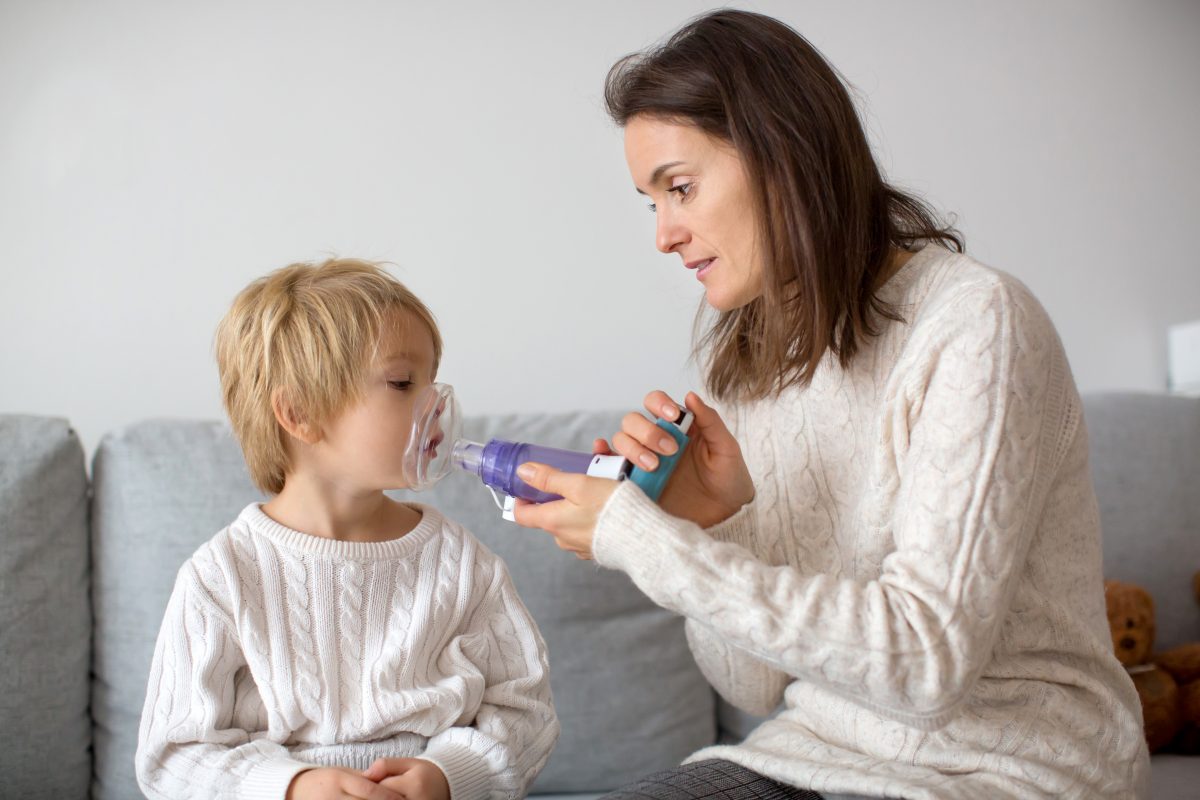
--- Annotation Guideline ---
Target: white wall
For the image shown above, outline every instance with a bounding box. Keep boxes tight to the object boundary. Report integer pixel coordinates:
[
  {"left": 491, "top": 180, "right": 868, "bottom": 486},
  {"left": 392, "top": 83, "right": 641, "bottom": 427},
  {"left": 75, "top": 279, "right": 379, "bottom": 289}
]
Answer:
[{"left": 2, "top": 0, "right": 1198, "bottom": 458}]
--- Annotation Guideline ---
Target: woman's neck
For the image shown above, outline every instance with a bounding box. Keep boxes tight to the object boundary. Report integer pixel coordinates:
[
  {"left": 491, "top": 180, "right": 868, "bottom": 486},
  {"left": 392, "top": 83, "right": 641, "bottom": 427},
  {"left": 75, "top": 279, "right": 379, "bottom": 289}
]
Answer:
[{"left": 873, "top": 246, "right": 916, "bottom": 292}]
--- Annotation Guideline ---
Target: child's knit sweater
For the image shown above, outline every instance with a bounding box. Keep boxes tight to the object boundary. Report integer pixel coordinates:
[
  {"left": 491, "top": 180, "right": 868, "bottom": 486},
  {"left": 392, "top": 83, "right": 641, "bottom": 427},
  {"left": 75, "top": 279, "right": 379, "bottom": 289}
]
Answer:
[
  {"left": 593, "top": 245, "right": 1149, "bottom": 799},
  {"left": 136, "top": 503, "right": 557, "bottom": 800}
]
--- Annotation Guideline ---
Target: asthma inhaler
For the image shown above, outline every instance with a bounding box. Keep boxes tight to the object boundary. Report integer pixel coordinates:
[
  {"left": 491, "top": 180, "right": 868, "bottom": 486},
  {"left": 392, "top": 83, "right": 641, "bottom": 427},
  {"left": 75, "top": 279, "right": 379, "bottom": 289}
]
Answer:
[{"left": 453, "top": 409, "right": 693, "bottom": 521}]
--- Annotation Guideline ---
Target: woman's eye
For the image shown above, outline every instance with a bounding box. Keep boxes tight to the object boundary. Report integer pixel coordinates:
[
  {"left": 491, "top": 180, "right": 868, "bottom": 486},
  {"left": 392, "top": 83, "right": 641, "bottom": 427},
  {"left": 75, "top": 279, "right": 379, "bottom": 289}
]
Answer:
[
  {"left": 387, "top": 380, "right": 413, "bottom": 391},
  {"left": 647, "top": 183, "right": 692, "bottom": 213}
]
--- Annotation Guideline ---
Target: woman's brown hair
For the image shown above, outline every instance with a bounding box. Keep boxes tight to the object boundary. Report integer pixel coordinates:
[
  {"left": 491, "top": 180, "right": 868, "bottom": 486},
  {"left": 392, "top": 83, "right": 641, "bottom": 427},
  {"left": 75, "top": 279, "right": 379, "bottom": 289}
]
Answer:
[{"left": 605, "top": 9, "right": 963, "bottom": 402}]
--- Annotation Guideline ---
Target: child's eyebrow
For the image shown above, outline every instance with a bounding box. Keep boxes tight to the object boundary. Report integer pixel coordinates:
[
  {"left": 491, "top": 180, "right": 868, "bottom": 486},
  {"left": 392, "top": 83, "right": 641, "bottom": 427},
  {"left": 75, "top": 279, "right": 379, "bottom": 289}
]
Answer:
[{"left": 380, "top": 353, "right": 419, "bottom": 367}]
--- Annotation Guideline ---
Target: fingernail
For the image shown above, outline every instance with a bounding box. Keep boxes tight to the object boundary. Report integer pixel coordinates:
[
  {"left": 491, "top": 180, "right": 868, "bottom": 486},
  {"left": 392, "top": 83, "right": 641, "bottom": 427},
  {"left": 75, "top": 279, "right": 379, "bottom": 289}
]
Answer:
[
  {"left": 517, "top": 464, "right": 534, "bottom": 481},
  {"left": 639, "top": 453, "right": 657, "bottom": 469},
  {"left": 662, "top": 403, "right": 677, "bottom": 419},
  {"left": 659, "top": 436, "right": 677, "bottom": 455}
]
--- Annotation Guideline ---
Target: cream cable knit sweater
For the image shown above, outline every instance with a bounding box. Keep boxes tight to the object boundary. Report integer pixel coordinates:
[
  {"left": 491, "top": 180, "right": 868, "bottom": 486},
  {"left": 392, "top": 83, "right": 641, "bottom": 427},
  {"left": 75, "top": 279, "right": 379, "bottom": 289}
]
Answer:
[
  {"left": 136, "top": 503, "right": 558, "bottom": 800},
  {"left": 593, "top": 245, "right": 1149, "bottom": 799}
]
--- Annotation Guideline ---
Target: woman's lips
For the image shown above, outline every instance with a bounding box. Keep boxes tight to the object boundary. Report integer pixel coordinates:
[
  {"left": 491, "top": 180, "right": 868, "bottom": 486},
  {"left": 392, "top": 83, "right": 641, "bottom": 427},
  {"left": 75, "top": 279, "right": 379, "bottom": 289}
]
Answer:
[{"left": 693, "top": 258, "right": 716, "bottom": 280}]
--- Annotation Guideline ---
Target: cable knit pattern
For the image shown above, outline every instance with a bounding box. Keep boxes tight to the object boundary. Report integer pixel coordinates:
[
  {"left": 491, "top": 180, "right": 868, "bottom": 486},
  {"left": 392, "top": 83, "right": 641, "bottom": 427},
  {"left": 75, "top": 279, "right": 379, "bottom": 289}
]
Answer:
[
  {"left": 592, "top": 245, "right": 1149, "bottom": 799},
  {"left": 136, "top": 503, "right": 558, "bottom": 800}
]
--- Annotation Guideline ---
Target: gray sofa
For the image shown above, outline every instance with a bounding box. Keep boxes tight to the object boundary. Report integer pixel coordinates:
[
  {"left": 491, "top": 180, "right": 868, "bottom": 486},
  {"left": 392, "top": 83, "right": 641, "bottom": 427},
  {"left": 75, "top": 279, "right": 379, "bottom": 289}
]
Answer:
[{"left": 1, "top": 393, "right": 1197, "bottom": 799}]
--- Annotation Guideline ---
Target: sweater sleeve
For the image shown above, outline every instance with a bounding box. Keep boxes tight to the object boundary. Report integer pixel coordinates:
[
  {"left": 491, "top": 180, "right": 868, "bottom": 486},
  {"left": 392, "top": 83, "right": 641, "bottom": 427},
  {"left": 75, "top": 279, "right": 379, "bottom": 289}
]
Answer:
[
  {"left": 593, "top": 280, "right": 1073, "bottom": 731},
  {"left": 684, "top": 499, "right": 789, "bottom": 716},
  {"left": 418, "top": 550, "right": 559, "bottom": 800},
  {"left": 135, "top": 564, "right": 313, "bottom": 800}
]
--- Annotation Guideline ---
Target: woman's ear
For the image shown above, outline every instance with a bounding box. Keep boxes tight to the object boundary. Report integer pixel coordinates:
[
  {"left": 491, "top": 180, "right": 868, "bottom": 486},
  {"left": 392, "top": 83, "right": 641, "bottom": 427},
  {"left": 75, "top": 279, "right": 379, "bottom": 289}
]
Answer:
[{"left": 272, "top": 391, "right": 321, "bottom": 445}]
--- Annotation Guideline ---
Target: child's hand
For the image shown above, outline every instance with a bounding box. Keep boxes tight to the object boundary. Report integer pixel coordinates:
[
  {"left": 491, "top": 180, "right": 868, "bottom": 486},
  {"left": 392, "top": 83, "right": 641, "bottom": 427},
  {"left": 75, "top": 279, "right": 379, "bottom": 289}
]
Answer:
[
  {"left": 285, "top": 767, "right": 405, "bottom": 800},
  {"left": 364, "top": 758, "right": 450, "bottom": 800}
]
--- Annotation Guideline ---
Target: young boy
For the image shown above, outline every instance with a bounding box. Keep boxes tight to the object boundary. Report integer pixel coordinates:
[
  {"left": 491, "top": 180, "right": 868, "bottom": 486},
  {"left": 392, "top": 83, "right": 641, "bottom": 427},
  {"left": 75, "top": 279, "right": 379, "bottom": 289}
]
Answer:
[{"left": 136, "top": 258, "right": 558, "bottom": 800}]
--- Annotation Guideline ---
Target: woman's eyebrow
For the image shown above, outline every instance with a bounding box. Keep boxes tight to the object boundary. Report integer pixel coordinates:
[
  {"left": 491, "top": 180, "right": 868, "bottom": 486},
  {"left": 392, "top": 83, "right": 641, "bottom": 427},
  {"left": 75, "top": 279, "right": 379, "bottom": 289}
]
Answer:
[
  {"left": 635, "top": 160, "right": 687, "bottom": 194},
  {"left": 652, "top": 161, "right": 686, "bottom": 182}
]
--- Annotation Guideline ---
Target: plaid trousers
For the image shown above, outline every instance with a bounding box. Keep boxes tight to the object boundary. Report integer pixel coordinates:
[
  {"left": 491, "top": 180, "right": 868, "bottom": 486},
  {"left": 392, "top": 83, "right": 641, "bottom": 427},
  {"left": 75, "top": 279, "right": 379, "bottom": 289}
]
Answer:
[{"left": 598, "top": 759, "right": 825, "bottom": 800}]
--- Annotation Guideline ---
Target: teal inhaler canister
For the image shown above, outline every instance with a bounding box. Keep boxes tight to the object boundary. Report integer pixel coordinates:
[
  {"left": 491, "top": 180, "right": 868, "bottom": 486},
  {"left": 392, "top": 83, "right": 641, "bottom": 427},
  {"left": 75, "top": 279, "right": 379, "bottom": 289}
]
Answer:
[{"left": 627, "top": 410, "right": 692, "bottom": 501}]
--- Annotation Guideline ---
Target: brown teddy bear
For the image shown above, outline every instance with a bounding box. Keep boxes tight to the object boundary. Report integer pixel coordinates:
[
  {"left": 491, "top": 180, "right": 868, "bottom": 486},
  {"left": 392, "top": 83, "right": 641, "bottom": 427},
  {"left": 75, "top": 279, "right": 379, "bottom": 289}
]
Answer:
[{"left": 1104, "top": 576, "right": 1200, "bottom": 753}]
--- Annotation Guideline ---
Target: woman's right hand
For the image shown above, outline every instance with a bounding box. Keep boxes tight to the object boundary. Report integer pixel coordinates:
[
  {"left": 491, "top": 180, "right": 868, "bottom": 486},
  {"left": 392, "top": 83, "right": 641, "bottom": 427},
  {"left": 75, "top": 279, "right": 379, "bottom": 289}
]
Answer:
[{"left": 601, "top": 390, "right": 754, "bottom": 528}]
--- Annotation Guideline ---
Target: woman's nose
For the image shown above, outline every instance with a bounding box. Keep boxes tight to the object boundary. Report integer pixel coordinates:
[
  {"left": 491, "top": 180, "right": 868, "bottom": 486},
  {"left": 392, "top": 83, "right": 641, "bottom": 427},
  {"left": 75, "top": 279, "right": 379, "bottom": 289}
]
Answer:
[{"left": 655, "top": 208, "right": 689, "bottom": 254}]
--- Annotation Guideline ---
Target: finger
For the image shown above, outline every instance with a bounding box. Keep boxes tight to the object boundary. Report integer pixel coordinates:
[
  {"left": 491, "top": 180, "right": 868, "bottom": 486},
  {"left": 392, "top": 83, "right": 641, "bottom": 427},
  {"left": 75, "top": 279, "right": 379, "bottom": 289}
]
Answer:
[
  {"left": 343, "top": 792, "right": 407, "bottom": 800},
  {"left": 512, "top": 501, "right": 587, "bottom": 558},
  {"left": 591, "top": 437, "right": 613, "bottom": 456},
  {"left": 612, "top": 430, "right": 659, "bottom": 471},
  {"left": 620, "top": 411, "right": 680, "bottom": 457},
  {"left": 342, "top": 774, "right": 406, "bottom": 800},
  {"left": 363, "top": 759, "right": 412, "bottom": 782},
  {"left": 643, "top": 389, "right": 685, "bottom": 423},
  {"left": 515, "top": 461, "right": 589, "bottom": 499},
  {"left": 510, "top": 497, "right": 542, "bottom": 530},
  {"left": 377, "top": 775, "right": 409, "bottom": 793},
  {"left": 511, "top": 496, "right": 568, "bottom": 534}
]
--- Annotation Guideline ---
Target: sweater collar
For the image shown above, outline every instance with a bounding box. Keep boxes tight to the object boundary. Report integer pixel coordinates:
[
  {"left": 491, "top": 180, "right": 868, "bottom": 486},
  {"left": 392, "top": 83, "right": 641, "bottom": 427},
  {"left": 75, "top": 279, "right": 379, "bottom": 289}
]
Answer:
[{"left": 237, "top": 501, "right": 443, "bottom": 561}]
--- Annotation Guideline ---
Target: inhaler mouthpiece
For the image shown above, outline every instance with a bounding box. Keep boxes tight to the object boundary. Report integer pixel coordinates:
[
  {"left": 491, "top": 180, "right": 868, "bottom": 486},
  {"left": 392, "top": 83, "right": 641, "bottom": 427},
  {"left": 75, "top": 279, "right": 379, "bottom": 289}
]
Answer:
[
  {"left": 452, "top": 439, "right": 486, "bottom": 474},
  {"left": 402, "top": 382, "right": 463, "bottom": 491}
]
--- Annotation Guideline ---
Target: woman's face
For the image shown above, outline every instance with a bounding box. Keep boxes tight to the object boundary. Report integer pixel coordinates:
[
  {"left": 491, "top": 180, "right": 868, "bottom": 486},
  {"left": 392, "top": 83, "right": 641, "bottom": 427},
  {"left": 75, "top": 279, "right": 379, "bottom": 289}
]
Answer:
[{"left": 624, "top": 115, "right": 763, "bottom": 311}]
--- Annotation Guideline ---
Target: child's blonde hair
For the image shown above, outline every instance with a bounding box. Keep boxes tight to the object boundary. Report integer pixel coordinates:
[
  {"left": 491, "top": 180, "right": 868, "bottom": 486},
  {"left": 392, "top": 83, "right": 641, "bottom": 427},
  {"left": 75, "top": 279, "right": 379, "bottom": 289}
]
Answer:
[{"left": 215, "top": 257, "right": 443, "bottom": 494}]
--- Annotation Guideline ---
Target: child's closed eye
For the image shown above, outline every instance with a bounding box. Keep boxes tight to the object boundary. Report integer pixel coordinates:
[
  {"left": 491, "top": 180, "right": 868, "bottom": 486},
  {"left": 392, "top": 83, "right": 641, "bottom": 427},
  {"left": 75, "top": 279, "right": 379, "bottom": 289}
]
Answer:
[{"left": 387, "top": 380, "right": 413, "bottom": 391}]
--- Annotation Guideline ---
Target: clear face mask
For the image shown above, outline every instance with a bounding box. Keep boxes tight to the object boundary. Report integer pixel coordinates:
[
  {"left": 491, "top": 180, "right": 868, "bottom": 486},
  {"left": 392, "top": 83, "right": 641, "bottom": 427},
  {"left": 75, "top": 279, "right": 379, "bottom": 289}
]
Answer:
[{"left": 401, "top": 382, "right": 463, "bottom": 491}]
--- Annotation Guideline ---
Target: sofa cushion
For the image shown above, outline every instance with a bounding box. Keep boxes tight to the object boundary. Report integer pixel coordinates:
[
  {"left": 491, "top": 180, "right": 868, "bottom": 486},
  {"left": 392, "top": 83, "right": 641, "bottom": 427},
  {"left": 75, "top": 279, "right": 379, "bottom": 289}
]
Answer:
[
  {"left": 90, "top": 419, "right": 268, "bottom": 800},
  {"left": 1083, "top": 393, "right": 1200, "bottom": 650},
  {"left": 0, "top": 415, "right": 91, "bottom": 799},
  {"left": 91, "top": 412, "right": 714, "bottom": 798}
]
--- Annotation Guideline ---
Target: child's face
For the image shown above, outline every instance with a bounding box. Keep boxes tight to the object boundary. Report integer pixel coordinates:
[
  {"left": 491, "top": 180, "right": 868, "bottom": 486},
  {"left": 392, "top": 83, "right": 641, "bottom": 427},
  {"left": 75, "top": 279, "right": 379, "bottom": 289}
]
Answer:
[{"left": 311, "top": 308, "right": 439, "bottom": 492}]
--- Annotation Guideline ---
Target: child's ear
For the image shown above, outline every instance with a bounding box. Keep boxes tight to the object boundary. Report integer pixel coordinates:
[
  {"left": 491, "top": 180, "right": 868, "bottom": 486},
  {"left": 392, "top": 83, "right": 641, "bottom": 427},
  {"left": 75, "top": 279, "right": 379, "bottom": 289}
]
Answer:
[{"left": 272, "top": 391, "right": 321, "bottom": 445}]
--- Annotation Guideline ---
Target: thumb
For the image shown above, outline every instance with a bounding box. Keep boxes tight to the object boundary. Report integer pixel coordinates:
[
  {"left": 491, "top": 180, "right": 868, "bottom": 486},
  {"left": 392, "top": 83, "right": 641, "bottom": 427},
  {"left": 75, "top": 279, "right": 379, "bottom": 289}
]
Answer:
[
  {"left": 685, "top": 392, "right": 731, "bottom": 440},
  {"left": 592, "top": 437, "right": 613, "bottom": 456},
  {"left": 517, "top": 461, "right": 586, "bottom": 501},
  {"left": 685, "top": 392, "right": 743, "bottom": 460},
  {"left": 516, "top": 462, "right": 561, "bottom": 495}
]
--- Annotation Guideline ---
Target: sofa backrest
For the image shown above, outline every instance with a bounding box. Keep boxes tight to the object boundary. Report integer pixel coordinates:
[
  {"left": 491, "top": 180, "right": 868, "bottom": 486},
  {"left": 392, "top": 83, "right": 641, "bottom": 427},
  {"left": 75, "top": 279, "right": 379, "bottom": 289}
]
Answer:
[
  {"left": 1084, "top": 392, "right": 1200, "bottom": 650},
  {"left": 0, "top": 416, "right": 91, "bottom": 799},
  {"left": 6, "top": 392, "right": 1194, "bottom": 797},
  {"left": 89, "top": 411, "right": 714, "bottom": 799}
]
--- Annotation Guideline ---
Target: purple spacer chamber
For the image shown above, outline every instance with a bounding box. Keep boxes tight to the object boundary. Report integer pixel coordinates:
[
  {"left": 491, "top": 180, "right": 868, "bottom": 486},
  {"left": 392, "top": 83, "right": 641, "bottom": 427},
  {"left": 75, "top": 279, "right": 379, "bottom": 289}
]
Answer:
[{"left": 453, "top": 438, "right": 594, "bottom": 503}]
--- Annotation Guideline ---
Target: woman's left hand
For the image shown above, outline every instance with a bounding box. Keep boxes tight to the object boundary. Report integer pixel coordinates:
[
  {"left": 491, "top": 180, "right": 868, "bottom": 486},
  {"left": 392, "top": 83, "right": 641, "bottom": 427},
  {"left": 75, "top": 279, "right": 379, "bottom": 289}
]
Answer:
[{"left": 510, "top": 448, "right": 620, "bottom": 560}]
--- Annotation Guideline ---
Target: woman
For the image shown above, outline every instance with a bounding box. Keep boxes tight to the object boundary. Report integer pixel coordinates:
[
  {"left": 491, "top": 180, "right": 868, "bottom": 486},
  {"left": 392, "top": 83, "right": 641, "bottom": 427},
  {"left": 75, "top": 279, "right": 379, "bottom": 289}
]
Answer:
[{"left": 512, "top": 9, "right": 1148, "bottom": 800}]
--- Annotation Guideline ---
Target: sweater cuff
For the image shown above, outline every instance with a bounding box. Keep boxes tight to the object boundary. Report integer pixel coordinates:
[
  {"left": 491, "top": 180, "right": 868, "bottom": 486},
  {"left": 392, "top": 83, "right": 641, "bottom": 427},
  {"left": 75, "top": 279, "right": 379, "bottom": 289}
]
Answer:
[
  {"left": 593, "top": 480, "right": 687, "bottom": 577},
  {"left": 419, "top": 744, "right": 491, "bottom": 800},
  {"left": 240, "top": 757, "right": 314, "bottom": 800},
  {"left": 703, "top": 494, "right": 757, "bottom": 552}
]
